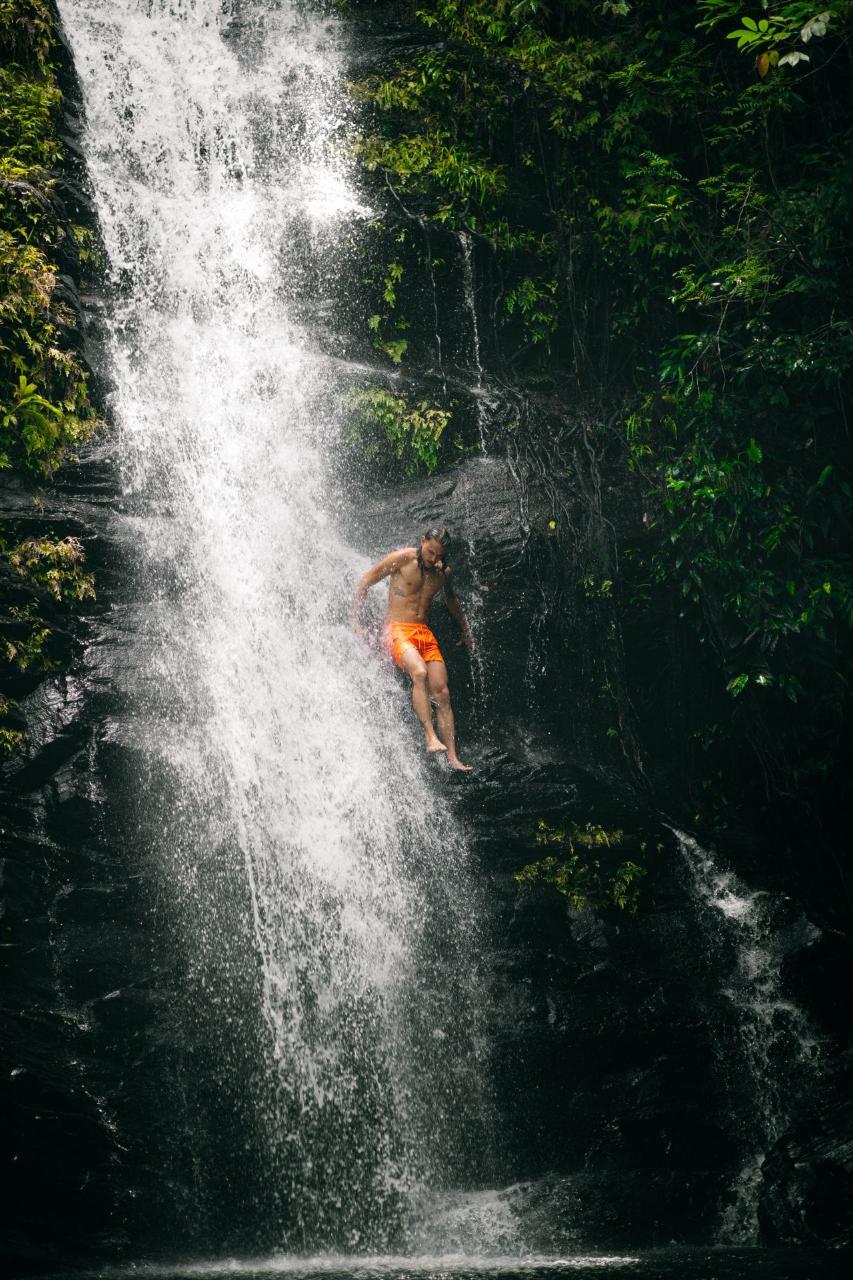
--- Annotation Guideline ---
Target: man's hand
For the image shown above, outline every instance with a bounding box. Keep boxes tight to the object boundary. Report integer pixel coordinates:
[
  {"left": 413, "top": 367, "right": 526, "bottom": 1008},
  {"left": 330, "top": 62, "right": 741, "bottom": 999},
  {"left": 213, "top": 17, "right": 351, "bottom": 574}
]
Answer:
[{"left": 457, "top": 626, "right": 477, "bottom": 651}]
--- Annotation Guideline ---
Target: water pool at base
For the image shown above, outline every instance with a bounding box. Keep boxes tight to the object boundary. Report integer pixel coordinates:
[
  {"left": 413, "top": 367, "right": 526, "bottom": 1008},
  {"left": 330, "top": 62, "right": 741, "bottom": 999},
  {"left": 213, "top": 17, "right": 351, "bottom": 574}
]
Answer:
[{"left": 40, "top": 1251, "right": 853, "bottom": 1280}]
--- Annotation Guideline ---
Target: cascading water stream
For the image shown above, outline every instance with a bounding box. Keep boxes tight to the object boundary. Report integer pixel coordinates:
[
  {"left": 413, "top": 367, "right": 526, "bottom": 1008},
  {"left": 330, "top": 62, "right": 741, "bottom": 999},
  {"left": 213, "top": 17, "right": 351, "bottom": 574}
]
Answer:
[
  {"left": 58, "top": 0, "right": 492, "bottom": 1252},
  {"left": 451, "top": 233, "right": 494, "bottom": 717},
  {"left": 676, "top": 832, "right": 822, "bottom": 1245},
  {"left": 457, "top": 231, "right": 487, "bottom": 455}
]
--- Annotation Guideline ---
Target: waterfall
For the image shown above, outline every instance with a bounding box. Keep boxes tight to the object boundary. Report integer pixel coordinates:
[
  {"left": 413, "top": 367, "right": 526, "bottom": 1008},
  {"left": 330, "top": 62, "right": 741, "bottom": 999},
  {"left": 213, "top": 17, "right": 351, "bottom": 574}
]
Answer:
[
  {"left": 676, "top": 831, "right": 822, "bottom": 1244},
  {"left": 58, "top": 0, "right": 491, "bottom": 1252}
]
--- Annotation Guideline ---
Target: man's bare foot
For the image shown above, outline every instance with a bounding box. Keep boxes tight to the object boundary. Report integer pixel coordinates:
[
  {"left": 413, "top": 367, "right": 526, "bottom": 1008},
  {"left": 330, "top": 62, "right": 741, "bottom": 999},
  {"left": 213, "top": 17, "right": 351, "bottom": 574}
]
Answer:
[
  {"left": 447, "top": 757, "right": 473, "bottom": 772},
  {"left": 426, "top": 735, "right": 448, "bottom": 754}
]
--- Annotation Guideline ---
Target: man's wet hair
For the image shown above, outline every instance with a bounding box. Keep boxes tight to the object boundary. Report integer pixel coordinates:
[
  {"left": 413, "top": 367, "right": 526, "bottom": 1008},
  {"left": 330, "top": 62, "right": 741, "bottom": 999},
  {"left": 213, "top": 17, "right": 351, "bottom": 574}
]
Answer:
[
  {"left": 418, "top": 525, "right": 452, "bottom": 576},
  {"left": 423, "top": 525, "right": 451, "bottom": 550}
]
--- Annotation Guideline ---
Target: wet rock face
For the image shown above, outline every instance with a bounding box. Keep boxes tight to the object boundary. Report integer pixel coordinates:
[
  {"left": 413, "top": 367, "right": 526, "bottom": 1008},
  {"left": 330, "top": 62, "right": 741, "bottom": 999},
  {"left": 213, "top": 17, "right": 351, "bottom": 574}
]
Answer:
[
  {"left": 2, "top": 441, "right": 852, "bottom": 1269},
  {"left": 1, "top": 449, "right": 147, "bottom": 1268},
  {"left": 3, "top": 742, "right": 136, "bottom": 1270},
  {"left": 759, "top": 1072, "right": 853, "bottom": 1247}
]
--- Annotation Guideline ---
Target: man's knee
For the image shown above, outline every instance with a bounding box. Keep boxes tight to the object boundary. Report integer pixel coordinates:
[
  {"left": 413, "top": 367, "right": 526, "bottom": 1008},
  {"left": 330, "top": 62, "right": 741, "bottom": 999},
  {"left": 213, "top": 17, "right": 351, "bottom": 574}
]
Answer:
[
  {"left": 410, "top": 663, "right": 428, "bottom": 684},
  {"left": 431, "top": 679, "right": 450, "bottom": 705}
]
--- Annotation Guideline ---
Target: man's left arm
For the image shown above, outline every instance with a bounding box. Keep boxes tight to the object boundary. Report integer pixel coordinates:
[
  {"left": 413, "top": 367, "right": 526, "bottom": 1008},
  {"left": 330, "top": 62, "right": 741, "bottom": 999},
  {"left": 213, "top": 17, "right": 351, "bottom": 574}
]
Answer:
[{"left": 443, "top": 569, "right": 475, "bottom": 648}]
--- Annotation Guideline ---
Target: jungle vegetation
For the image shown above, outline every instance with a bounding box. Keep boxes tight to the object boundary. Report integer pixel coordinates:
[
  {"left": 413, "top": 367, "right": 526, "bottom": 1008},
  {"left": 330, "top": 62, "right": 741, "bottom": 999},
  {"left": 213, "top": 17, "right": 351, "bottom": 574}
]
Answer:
[
  {"left": 343, "top": 0, "right": 853, "bottom": 894},
  {"left": 517, "top": 819, "right": 649, "bottom": 914},
  {"left": 0, "top": 0, "right": 99, "bottom": 749}
]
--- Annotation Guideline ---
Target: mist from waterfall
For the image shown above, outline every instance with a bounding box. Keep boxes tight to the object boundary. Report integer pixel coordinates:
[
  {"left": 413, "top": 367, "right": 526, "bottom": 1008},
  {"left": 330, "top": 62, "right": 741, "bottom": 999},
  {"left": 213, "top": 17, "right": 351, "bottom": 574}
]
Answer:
[{"left": 57, "top": 0, "right": 493, "bottom": 1251}]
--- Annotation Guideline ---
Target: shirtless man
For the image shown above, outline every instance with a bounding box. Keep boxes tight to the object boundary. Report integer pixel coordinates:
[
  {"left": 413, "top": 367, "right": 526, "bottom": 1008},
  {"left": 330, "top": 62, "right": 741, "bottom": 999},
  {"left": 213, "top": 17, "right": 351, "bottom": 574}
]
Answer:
[{"left": 351, "top": 526, "right": 474, "bottom": 771}]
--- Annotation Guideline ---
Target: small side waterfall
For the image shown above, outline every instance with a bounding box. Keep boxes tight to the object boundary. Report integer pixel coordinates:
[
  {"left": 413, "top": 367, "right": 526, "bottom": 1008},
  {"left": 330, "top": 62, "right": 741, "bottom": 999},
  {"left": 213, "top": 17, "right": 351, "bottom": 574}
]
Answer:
[
  {"left": 677, "top": 831, "right": 822, "bottom": 1244},
  {"left": 457, "top": 231, "right": 488, "bottom": 454},
  {"left": 59, "top": 0, "right": 492, "bottom": 1252}
]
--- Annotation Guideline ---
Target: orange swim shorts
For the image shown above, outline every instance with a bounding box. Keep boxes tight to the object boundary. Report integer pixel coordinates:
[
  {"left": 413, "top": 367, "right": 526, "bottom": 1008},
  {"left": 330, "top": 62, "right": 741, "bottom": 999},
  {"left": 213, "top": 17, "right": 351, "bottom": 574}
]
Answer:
[{"left": 385, "top": 622, "right": 445, "bottom": 670}]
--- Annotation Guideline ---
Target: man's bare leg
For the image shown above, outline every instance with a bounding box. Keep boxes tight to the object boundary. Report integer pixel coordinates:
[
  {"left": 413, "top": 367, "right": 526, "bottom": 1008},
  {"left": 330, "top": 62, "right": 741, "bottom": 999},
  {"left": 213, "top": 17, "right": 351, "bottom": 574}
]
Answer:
[
  {"left": 401, "top": 646, "right": 447, "bottom": 754},
  {"left": 427, "top": 660, "right": 472, "bottom": 771}
]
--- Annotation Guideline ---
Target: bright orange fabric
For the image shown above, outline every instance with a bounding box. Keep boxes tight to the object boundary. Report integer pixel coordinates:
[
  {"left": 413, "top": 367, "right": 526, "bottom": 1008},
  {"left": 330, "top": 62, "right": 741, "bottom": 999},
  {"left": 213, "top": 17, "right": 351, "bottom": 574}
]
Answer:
[{"left": 385, "top": 622, "right": 445, "bottom": 670}]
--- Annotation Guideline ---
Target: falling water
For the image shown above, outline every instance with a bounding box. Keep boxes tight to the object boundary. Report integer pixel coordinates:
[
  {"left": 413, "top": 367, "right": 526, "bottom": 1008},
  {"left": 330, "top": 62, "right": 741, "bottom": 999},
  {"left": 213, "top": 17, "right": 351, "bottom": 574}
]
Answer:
[
  {"left": 676, "top": 832, "right": 822, "bottom": 1245},
  {"left": 58, "top": 0, "right": 491, "bottom": 1252},
  {"left": 457, "top": 231, "right": 488, "bottom": 454},
  {"left": 459, "top": 234, "right": 482, "bottom": 379},
  {"left": 452, "top": 233, "right": 490, "bottom": 711}
]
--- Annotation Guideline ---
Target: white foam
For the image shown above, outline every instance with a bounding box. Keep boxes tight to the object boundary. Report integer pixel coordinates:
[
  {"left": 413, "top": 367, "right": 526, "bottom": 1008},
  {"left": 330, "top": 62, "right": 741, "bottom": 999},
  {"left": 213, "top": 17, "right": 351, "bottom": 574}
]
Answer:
[{"left": 89, "top": 1255, "right": 640, "bottom": 1279}]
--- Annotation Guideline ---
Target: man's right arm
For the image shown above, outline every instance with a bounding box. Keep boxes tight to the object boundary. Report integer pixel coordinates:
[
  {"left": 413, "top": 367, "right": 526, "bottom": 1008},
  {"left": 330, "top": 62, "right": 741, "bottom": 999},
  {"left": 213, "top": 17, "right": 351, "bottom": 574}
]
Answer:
[{"left": 350, "top": 549, "right": 410, "bottom": 634}]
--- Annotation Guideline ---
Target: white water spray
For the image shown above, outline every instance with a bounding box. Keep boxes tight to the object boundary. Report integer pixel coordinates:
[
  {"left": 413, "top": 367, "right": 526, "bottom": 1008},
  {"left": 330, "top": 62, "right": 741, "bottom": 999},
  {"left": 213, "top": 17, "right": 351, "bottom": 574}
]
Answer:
[{"left": 59, "top": 0, "right": 491, "bottom": 1249}]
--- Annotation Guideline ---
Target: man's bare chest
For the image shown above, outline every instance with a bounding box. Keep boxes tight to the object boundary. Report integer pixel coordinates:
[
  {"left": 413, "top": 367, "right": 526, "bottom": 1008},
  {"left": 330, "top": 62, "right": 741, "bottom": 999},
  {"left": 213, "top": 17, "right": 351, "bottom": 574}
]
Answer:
[{"left": 392, "top": 564, "right": 443, "bottom": 604}]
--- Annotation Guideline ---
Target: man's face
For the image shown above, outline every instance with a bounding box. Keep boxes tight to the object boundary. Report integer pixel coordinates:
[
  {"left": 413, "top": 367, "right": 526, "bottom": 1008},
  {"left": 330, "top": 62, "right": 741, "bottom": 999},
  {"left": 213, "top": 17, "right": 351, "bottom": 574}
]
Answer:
[{"left": 420, "top": 537, "right": 445, "bottom": 569}]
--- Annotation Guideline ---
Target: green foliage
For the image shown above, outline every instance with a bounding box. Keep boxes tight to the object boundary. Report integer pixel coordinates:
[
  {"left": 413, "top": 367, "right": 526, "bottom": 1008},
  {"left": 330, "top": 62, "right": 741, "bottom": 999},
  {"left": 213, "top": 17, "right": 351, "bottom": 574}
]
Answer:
[
  {"left": 0, "top": 1, "right": 55, "bottom": 67},
  {"left": 0, "top": 692, "right": 23, "bottom": 752},
  {"left": 0, "top": 533, "right": 95, "bottom": 683},
  {"left": 698, "top": 3, "right": 851, "bottom": 73},
  {"left": 345, "top": 386, "right": 451, "bottom": 476},
  {"left": 2, "top": 372, "right": 61, "bottom": 460},
  {"left": 0, "top": 725, "right": 24, "bottom": 752},
  {"left": 356, "top": 130, "right": 507, "bottom": 208},
  {"left": 0, "top": 63, "right": 61, "bottom": 164},
  {"left": 363, "top": 254, "right": 413, "bottom": 364},
  {"left": 3, "top": 600, "right": 50, "bottom": 670},
  {"left": 516, "top": 820, "right": 646, "bottom": 913},
  {"left": 5, "top": 535, "right": 95, "bottom": 602},
  {"left": 582, "top": 575, "right": 614, "bottom": 599},
  {"left": 505, "top": 276, "right": 558, "bottom": 349},
  {"left": 0, "top": 15, "right": 100, "bottom": 475},
  {"left": 0, "top": 4, "right": 98, "bottom": 758}
]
